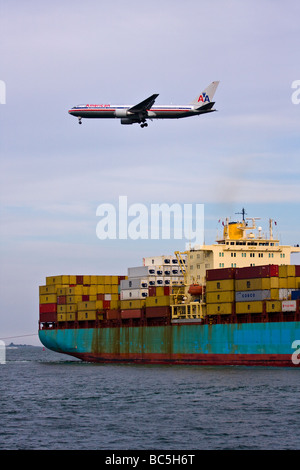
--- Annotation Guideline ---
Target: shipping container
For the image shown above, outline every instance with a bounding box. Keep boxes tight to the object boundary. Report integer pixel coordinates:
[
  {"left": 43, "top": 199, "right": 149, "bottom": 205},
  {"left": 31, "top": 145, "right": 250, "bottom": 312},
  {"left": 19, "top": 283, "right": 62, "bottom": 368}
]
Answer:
[
  {"left": 66, "top": 295, "right": 82, "bottom": 304},
  {"left": 66, "top": 304, "right": 77, "bottom": 313},
  {"left": 110, "top": 300, "right": 119, "bottom": 310},
  {"left": 57, "top": 313, "right": 67, "bottom": 322},
  {"left": 120, "top": 289, "right": 148, "bottom": 300},
  {"left": 145, "top": 296, "right": 171, "bottom": 307},
  {"left": 77, "top": 301, "right": 96, "bottom": 311},
  {"left": 120, "top": 299, "right": 145, "bottom": 309},
  {"left": 103, "top": 300, "right": 111, "bottom": 309},
  {"left": 266, "top": 301, "right": 281, "bottom": 313},
  {"left": 155, "top": 277, "right": 164, "bottom": 286},
  {"left": 57, "top": 295, "right": 66, "bottom": 305},
  {"left": 106, "top": 309, "right": 120, "bottom": 320},
  {"left": 149, "top": 286, "right": 156, "bottom": 297},
  {"left": 66, "top": 312, "right": 76, "bottom": 321},
  {"left": 164, "top": 286, "right": 171, "bottom": 296},
  {"left": 39, "top": 294, "right": 57, "bottom": 304},
  {"left": 206, "top": 303, "right": 233, "bottom": 315},
  {"left": 278, "top": 265, "right": 296, "bottom": 278},
  {"left": 206, "top": 291, "right": 235, "bottom": 304},
  {"left": 121, "top": 309, "right": 142, "bottom": 319},
  {"left": 56, "top": 287, "right": 67, "bottom": 296},
  {"left": 206, "top": 267, "right": 236, "bottom": 281},
  {"left": 235, "top": 290, "right": 270, "bottom": 302},
  {"left": 145, "top": 306, "right": 170, "bottom": 318},
  {"left": 287, "top": 277, "right": 296, "bottom": 289},
  {"left": 291, "top": 290, "right": 300, "bottom": 300},
  {"left": 163, "top": 277, "right": 171, "bottom": 286},
  {"left": 296, "top": 265, "right": 300, "bottom": 277},
  {"left": 39, "top": 303, "right": 57, "bottom": 314},
  {"left": 143, "top": 256, "right": 172, "bottom": 266},
  {"left": 39, "top": 312, "right": 57, "bottom": 322},
  {"left": 148, "top": 276, "right": 156, "bottom": 286},
  {"left": 235, "top": 277, "right": 279, "bottom": 291},
  {"left": 156, "top": 286, "right": 165, "bottom": 297},
  {"left": 69, "top": 275, "right": 76, "bottom": 285},
  {"left": 235, "top": 301, "right": 263, "bottom": 314},
  {"left": 121, "top": 278, "right": 148, "bottom": 290},
  {"left": 39, "top": 285, "right": 57, "bottom": 295},
  {"left": 57, "top": 305, "right": 67, "bottom": 313},
  {"left": 282, "top": 300, "right": 297, "bottom": 312},
  {"left": 111, "top": 285, "right": 118, "bottom": 294},
  {"left": 46, "top": 275, "right": 70, "bottom": 285},
  {"left": 67, "top": 285, "right": 83, "bottom": 295},
  {"left": 128, "top": 266, "right": 156, "bottom": 278},
  {"left": 78, "top": 311, "right": 97, "bottom": 321},
  {"left": 76, "top": 275, "right": 83, "bottom": 285},
  {"left": 205, "top": 279, "right": 235, "bottom": 292},
  {"left": 96, "top": 300, "right": 103, "bottom": 310},
  {"left": 235, "top": 265, "right": 278, "bottom": 279}
]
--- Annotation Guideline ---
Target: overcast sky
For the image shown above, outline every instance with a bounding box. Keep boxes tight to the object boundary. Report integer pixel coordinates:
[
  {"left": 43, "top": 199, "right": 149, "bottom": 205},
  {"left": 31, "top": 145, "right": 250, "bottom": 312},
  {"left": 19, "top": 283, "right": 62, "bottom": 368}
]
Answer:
[{"left": 0, "top": 0, "right": 299, "bottom": 345}]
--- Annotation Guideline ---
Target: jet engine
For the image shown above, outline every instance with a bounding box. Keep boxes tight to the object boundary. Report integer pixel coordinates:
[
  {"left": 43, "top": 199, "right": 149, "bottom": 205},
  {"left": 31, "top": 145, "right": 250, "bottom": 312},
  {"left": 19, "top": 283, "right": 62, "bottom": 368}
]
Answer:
[
  {"left": 120, "top": 118, "right": 134, "bottom": 125},
  {"left": 115, "top": 109, "right": 129, "bottom": 118}
]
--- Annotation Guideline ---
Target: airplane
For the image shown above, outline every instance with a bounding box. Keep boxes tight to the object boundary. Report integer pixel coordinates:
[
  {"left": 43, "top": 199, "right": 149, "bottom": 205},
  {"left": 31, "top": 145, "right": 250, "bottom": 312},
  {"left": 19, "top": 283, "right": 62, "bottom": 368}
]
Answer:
[{"left": 68, "top": 81, "right": 219, "bottom": 128}]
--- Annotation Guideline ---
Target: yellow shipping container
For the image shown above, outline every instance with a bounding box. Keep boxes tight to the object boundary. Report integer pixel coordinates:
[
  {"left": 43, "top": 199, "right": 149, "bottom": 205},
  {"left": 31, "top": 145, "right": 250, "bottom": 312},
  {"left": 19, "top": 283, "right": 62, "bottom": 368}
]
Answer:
[
  {"left": 66, "top": 286, "right": 83, "bottom": 295},
  {"left": 57, "top": 305, "right": 67, "bottom": 313},
  {"left": 82, "top": 286, "right": 89, "bottom": 295},
  {"left": 235, "top": 277, "right": 279, "bottom": 291},
  {"left": 46, "top": 275, "right": 69, "bottom": 285},
  {"left": 279, "top": 265, "right": 296, "bottom": 278},
  {"left": 77, "top": 301, "right": 96, "bottom": 311},
  {"left": 296, "top": 277, "right": 300, "bottom": 289},
  {"left": 89, "top": 295, "right": 97, "bottom": 301},
  {"left": 66, "top": 295, "right": 82, "bottom": 304},
  {"left": 97, "top": 285, "right": 105, "bottom": 294},
  {"left": 104, "top": 275, "right": 112, "bottom": 285},
  {"left": 266, "top": 300, "right": 281, "bottom": 313},
  {"left": 279, "top": 278, "right": 288, "bottom": 289},
  {"left": 66, "top": 312, "right": 76, "bottom": 321},
  {"left": 96, "top": 275, "right": 105, "bottom": 285},
  {"left": 145, "top": 296, "right": 171, "bottom": 307},
  {"left": 96, "top": 300, "right": 103, "bottom": 310},
  {"left": 111, "top": 276, "right": 119, "bottom": 285},
  {"left": 156, "top": 286, "right": 165, "bottom": 297},
  {"left": 66, "top": 304, "right": 77, "bottom": 313},
  {"left": 207, "top": 303, "right": 233, "bottom": 315},
  {"left": 90, "top": 275, "right": 97, "bottom": 284},
  {"left": 206, "top": 291, "right": 235, "bottom": 304},
  {"left": 111, "top": 293, "right": 119, "bottom": 301},
  {"left": 57, "top": 313, "right": 67, "bottom": 322},
  {"left": 235, "top": 301, "right": 263, "bottom": 314},
  {"left": 39, "top": 294, "right": 57, "bottom": 304},
  {"left": 104, "top": 284, "right": 112, "bottom": 294},
  {"left": 83, "top": 275, "right": 91, "bottom": 285},
  {"left": 120, "top": 299, "right": 145, "bottom": 309},
  {"left": 110, "top": 300, "right": 120, "bottom": 310},
  {"left": 287, "top": 277, "right": 296, "bottom": 289},
  {"left": 111, "top": 285, "right": 119, "bottom": 294},
  {"left": 56, "top": 287, "right": 67, "bottom": 296},
  {"left": 69, "top": 275, "right": 76, "bottom": 285},
  {"left": 39, "top": 285, "right": 57, "bottom": 295},
  {"left": 88, "top": 285, "right": 97, "bottom": 296},
  {"left": 205, "top": 279, "right": 235, "bottom": 292},
  {"left": 78, "top": 311, "right": 97, "bottom": 321}
]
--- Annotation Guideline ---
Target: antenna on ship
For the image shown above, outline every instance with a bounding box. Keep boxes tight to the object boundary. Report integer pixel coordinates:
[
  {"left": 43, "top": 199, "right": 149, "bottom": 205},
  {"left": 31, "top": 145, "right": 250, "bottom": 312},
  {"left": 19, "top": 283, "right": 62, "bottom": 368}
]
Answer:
[{"left": 235, "top": 208, "right": 247, "bottom": 222}]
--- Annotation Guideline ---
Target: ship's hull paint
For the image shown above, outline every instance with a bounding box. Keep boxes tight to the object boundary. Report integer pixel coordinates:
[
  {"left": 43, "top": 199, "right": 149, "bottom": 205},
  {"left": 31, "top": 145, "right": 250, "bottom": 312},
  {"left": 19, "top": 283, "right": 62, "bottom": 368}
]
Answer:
[{"left": 39, "top": 321, "right": 300, "bottom": 367}]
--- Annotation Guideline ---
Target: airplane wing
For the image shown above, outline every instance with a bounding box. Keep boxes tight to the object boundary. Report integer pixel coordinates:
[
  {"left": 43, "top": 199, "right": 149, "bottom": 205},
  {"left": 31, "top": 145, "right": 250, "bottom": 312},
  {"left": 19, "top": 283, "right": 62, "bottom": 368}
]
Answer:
[{"left": 128, "top": 94, "right": 159, "bottom": 114}]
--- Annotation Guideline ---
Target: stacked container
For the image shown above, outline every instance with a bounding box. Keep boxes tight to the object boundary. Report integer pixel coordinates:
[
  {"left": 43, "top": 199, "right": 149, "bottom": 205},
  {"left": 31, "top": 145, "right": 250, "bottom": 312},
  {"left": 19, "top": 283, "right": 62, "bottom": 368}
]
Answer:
[{"left": 205, "top": 268, "right": 236, "bottom": 315}]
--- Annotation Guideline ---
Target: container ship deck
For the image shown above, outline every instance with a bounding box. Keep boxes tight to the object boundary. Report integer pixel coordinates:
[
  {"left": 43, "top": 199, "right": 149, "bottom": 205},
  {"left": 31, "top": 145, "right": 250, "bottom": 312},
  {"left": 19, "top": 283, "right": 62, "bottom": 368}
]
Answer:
[{"left": 38, "top": 213, "right": 300, "bottom": 367}]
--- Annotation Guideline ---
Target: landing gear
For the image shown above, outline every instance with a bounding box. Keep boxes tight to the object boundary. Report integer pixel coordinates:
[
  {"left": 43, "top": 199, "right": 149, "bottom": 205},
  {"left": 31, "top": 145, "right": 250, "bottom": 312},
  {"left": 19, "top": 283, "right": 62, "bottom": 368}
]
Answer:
[
  {"left": 140, "top": 122, "right": 148, "bottom": 128},
  {"left": 78, "top": 117, "right": 82, "bottom": 125}
]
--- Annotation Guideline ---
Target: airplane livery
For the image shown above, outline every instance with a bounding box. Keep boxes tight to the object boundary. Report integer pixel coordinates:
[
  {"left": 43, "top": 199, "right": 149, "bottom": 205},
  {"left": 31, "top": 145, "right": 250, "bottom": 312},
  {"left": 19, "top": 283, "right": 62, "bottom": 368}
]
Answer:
[{"left": 68, "top": 81, "right": 219, "bottom": 128}]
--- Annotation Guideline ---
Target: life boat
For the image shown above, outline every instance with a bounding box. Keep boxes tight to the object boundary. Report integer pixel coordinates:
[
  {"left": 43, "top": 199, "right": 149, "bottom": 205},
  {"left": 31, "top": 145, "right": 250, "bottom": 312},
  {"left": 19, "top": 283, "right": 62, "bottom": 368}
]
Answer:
[{"left": 188, "top": 283, "right": 203, "bottom": 295}]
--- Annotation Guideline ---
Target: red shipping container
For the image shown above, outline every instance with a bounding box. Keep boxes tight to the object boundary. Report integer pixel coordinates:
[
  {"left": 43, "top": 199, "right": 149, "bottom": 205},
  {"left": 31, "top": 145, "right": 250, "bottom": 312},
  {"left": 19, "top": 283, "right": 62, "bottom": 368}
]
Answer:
[
  {"left": 57, "top": 295, "right": 66, "bottom": 305},
  {"left": 121, "top": 309, "right": 142, "bottom": 319},
  {"left": 149, "top": 286, "right": 156, "bottom": 297},
  {"left": 76, "top": 275, "right": 83, "bottom": 284},
  {"left": 235, "top": 265, "right": 279, "bottom": 279},
  {"left": 82, "top": 295, "right": 89, "bottom": 301},
  {"left": 164, "top": 286, "right": 171, "bottom": 296},
  {"left": 39, "top": 312, "right": 57, "bottom": 322},
  {"left": 103, "top": 300, "right": 111, "bottom": 309},
  {"left": 145, "top": 306, "right": 170, "bottom": 318},
  {"left": 295, "top": 265, "right": 300, "bottom": 277},
  {"left": 118, "top": 275, "right": 126, "bottom": 284},
  {"left": 106, "top": 309, "right": 120, "bottom": 320},
  {"left": 206, "top": 267, "right": 236, "bottom": 281},
  {"left": 97, "top": 293, "right": 104, "bottom": 300},
  {"left": 39, "top": 303, "right": 57, "bottom": 314}
]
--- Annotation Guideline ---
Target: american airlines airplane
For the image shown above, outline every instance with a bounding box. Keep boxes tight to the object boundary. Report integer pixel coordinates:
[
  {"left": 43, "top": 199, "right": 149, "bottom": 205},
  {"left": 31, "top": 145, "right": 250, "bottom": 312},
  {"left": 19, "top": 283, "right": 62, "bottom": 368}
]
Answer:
[{"left": 68, "top": 81, "right": 219, "bottom": 128}]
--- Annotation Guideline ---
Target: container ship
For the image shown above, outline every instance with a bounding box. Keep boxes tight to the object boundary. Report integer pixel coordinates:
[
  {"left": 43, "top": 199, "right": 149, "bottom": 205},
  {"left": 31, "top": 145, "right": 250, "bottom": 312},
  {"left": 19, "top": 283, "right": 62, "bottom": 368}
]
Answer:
[{"left": 38, "top": 212, "right": 300, "bottom": 367}]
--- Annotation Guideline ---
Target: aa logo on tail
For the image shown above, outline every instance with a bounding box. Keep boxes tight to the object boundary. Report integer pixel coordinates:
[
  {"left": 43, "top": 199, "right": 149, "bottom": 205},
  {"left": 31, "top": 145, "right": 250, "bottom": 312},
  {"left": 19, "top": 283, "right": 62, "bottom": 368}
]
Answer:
[{"left": 198, "top": 92, "right": 210, "bottom": 103}]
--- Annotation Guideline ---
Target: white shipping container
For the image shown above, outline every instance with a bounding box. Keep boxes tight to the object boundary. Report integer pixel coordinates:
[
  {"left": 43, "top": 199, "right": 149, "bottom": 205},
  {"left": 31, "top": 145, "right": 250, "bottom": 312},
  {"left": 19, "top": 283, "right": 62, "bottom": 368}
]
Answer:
[
  {"left": 282, "top": 300, "right": 296, "bottom": 312},
  {"left": 148, "top": 276, "right": 156, "bottom": 286},
  {"left": 155, "top": 277, "right": 164, "bottom": 286},
  {"left": 120, "top": 289, "right": 148, "bottom": 300},
  {"left": 235, "top": 290, "right": 270, "bottom": 302},
  {"left": 163, "top": 266, "right": 171, "bottom": 276},
  {"left": 279, "top": 289, "right": 292, "bottom": 300},
  {"left": 156, "top": 266, "right": 164, "bottom": 276},
  {"left": 143, "top": 256, "right": 172, "bottom": 266},
  {"left": 121, "top": 278, "right": 148, "bottom": 290},
  {"left": 164, "top": 277, "right": 171, "bottom": 286},
  {"left": 104, "top": 294, "right": 111, "bottom": 301},
  {"left": 128, "top": 266, "right": 156, "bottom": 278}
]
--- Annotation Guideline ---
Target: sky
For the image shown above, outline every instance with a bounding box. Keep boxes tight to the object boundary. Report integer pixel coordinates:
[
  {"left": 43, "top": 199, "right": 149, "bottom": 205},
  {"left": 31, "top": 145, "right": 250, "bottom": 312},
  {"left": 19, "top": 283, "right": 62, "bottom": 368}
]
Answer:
[{"left": 0, "top": 0, "right": 299, "bottom": 345}]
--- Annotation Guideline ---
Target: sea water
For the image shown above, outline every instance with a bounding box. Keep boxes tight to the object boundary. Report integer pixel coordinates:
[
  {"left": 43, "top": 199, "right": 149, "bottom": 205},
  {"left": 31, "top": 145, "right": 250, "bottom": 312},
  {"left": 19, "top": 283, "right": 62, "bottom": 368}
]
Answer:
[{"left": 0, "top": 345, "right": 299, "bottom": 450}]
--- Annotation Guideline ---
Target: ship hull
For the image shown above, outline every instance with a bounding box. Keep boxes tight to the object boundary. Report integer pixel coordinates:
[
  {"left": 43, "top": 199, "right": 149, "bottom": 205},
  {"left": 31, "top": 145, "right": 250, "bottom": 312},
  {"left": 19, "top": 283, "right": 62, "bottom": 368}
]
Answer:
[{"left": 39, "top": 321, "right": 300, "bottom": 367}]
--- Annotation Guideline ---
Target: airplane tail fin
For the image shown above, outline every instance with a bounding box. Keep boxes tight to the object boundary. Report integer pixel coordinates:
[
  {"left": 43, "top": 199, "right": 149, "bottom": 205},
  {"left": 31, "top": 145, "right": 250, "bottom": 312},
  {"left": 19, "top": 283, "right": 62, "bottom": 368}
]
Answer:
[{"left": 190, "top": 81, "right": 219, "bottom": 107}]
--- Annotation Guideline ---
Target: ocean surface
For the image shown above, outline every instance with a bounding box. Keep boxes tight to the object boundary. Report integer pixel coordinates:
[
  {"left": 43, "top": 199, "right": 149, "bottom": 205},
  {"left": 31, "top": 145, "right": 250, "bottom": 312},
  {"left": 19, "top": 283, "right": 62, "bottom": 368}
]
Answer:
[{"left": 0, "top": 344, "right": 299, "bottom": 451}]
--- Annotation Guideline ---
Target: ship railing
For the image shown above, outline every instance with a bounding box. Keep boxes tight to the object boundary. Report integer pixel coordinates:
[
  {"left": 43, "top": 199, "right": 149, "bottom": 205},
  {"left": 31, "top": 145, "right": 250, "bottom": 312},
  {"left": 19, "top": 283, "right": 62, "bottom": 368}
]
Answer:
[{"left": 171, "top": 302, "right": 205, "bottom": 320}]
